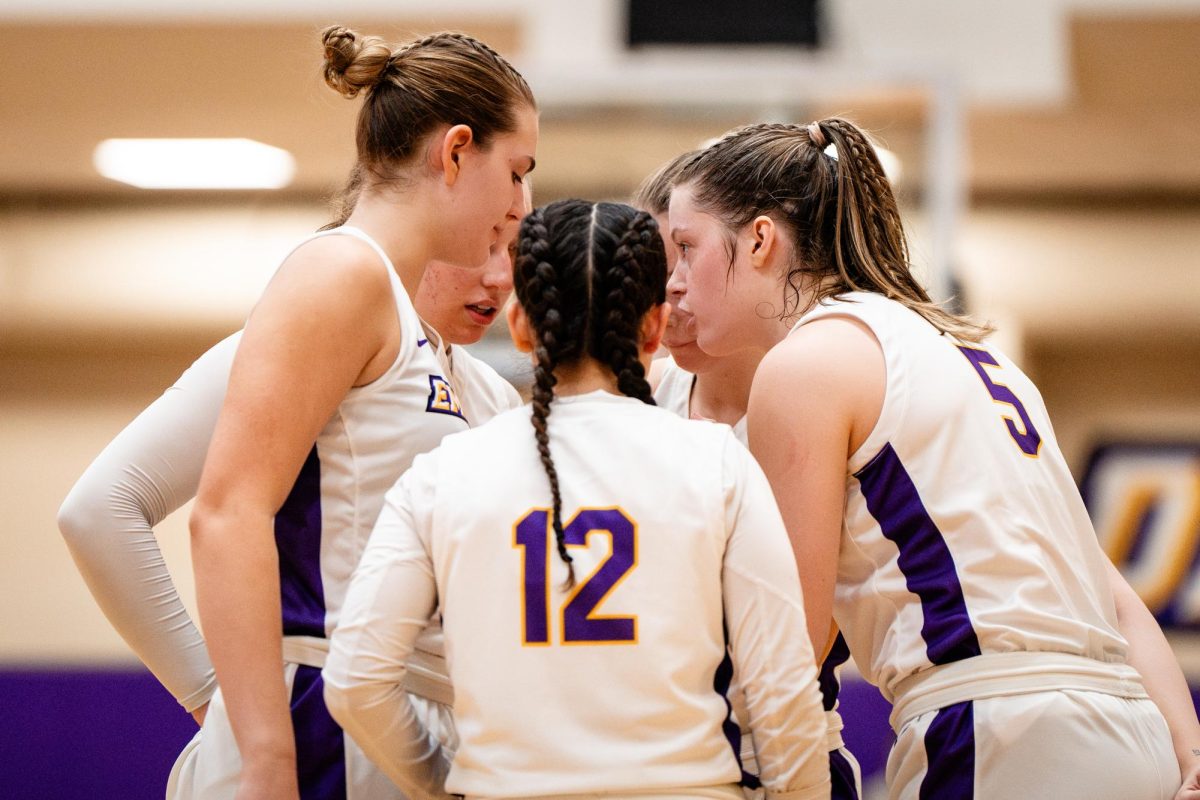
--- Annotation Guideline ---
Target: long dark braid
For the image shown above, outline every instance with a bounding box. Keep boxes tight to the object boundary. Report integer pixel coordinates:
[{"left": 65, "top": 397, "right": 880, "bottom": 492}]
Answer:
[
  {"left": 513, "top": 200, "right": 668, "bottom": 588},
  {"left": 592, "top": 212, "right": 664, "bottom": 403}
]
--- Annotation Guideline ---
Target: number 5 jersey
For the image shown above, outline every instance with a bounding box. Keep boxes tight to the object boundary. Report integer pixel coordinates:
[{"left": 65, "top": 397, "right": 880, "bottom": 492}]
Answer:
[
  {"left": 324, "top": 390, "right": 831, "bottom": 800},
  {"left": 794, "top": 292, "right": 1144, "bottom": 717}
]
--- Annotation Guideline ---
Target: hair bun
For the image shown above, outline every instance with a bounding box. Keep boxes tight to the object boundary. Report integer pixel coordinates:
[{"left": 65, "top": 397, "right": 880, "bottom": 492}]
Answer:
[{"left": 321, "top": 25, "right": 393, "bottom": 98}]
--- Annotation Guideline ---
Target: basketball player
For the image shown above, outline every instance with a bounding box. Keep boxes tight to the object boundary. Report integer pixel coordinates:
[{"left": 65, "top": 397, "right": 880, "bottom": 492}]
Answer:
[
  {"left": 57, "top": 185, "right": 531, "bottom": 798},
  {"left": 636, "top": 157, "right": 862, "bottom": 800},
  {"left": 668, "top": 119, "right": 1192, "bottom": 799},
  {"left": 323, "top": 200, "right": 830, "bottom": 800},
  {"left": 168, "top": 24, "right": 532, "bottom": 800}
]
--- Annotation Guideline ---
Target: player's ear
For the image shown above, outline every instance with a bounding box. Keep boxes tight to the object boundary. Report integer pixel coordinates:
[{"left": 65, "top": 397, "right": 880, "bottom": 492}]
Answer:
[
  {"left": 430, "top": 124, "right": 474, "bottom": 186},
  {"left": 747, "top": 215, "right": 778, "bottom": 273},
  {"left": 640, "top": 302, "right": 672, "bottom": 356},
  {"left": 506, "top": 302, "right": 535, "bottom": 353}
]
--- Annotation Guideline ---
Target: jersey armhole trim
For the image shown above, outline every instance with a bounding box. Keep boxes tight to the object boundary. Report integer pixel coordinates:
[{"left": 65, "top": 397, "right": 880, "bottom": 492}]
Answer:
[
  {"left": 793, "top": 305, "right": 906, "bottom": 475},
  {"left": 316, "top": 226, "right": 419, "bottom": 399}
]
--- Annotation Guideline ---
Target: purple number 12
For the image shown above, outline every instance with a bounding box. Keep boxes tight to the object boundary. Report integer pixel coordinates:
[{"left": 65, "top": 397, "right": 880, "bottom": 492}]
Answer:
[
  {"left": 956, "top": 345, "right": 1042, "bottom": 457},
  {"left": 513, "top": 507, "right": 637, "bottom": 645}
]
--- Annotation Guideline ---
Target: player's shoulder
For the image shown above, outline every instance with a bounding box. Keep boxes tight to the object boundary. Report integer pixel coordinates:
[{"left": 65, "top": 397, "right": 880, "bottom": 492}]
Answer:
[
  {"left": 453, "top": 347, "right": 518, "bottom": 396},
  {"left": 642, "top": 401, "right": 738, "bottom": 450},
  {"left": 436, "top": 402, "right": 530, "bottom": 452},
  {"left": 269, "top": 230, "right": 392, "bottom": 307},
  {"left": 764, "top": 311, "right": 882, "bottom": 397},
  {"left": 403, "top": 406, "right": 527, "bottom": 487},
  {"left": 647, "top": 354, "right": 677, "bottom": 393}
]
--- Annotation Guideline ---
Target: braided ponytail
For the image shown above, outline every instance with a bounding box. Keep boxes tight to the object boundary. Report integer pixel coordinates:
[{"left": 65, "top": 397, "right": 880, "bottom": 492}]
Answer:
[
  {"left": 513, "top": 200, "right": 668, "bottom": 588},
  {"left": 677, "top": 118, "right": 992, "bottom": 342}
]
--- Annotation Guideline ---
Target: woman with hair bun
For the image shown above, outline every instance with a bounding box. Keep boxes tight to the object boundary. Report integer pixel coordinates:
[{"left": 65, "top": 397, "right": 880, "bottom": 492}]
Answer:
[
  {"left": 668, "top": 118, "right": 1191, "bottom": 799},
  {"left": 175, "top": 25, "right": 537, "bottom": 800},
  {"left": 324, "top": 200, "right": 830, "bottom": 800}
]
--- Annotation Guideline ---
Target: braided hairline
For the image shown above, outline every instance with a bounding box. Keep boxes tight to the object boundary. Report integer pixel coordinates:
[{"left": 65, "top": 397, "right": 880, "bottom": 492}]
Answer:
[{"left": 389, "top": 31, "right": 532, "bottom": 100}]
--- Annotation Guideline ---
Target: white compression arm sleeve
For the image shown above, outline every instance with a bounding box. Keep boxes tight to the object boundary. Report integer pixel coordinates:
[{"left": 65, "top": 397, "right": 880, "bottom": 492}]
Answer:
[
  {"left": 57, "top": 332, "right": 240, "bottom": 712},
  {"left": 721, "top": 435, "right": 831, "bottom": 800},
  {"left": 324, "top": 454, "right": 454, "bottom": 800}
]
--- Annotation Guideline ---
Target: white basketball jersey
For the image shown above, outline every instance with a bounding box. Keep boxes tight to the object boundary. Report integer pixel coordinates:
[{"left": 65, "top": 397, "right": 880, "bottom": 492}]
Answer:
[
  {"left": 447, "top": 345, "right": 522, "bottom": 426},
  {"left": 273, "top": 225, "right": 474, "bottom": 641},
  {"left": 653, "top": 357, "right": 748, "bottom": 441},
  {"left": 794, "top": 292, "right": 1129, "bottom": 701},
  {"left": 369, "top": 392, "right": 828, "bottom": 797}
]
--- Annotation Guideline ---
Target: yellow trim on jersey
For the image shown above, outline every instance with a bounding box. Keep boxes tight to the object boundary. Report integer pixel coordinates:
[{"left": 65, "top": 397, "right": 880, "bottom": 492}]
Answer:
[
  {"left": 958, "top": 344, "right": 1043, "bottom": 459},
  {"left": 512, "top": 506, "right": 552, "bottom": 647},
  {"left": 560, "top": 506, "right": 639, "bottom": 647}
]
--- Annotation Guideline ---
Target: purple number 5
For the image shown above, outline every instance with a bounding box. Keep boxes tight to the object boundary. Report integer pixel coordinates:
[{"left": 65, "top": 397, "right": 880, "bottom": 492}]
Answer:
[
  {"left": 956, "top": 345, "right": 1042, "bottom": 457},
  {"left": 513, "top": 507, "right": 637, "bottom": 645}
]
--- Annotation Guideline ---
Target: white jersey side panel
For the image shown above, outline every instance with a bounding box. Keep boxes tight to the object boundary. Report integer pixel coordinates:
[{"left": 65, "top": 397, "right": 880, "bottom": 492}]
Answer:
[
  {"left": 653, "top": 357, "right": 748, "bottom": 442},
  {"left": 795, "top": 292, "right": 1129, "bottom": 701},
  {"left": 652, "top": 356, "right": 692, "bottom": 420},
  {"left": 448, "top": 346, "right": 522, "bottom": 425},
  {"left": 273, "top": 225, "right": 470, "bottom": 641}
]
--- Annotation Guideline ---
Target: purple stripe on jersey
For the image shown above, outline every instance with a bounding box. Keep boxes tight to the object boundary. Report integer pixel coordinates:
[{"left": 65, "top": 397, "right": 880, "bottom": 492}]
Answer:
[
  {"left": 919, "top": 701, "right": 975, "bottom": 799},
  {"left": 819, "top": 632, "right": 851, "bottom": 712},
  {"left": 291, "top": 665, "right": 347, "bottom": 800},
  {"left": 714, "top": 629, "right": 761, "bottom": 789},
  {"left": 830, "top": 748, "right": 861, "bottom": 800},
  {"left": 855, "top": 443, "right": 981, "bottom": 665},
  {"left": 274, "top": 446, "right": 327, "bottom": 638}
]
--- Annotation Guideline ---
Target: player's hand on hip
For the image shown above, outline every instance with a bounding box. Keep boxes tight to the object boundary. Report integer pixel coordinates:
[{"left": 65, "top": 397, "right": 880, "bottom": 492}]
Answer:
[{"left": 1176, "top": 759, "right": 1200, "bottom": 800}]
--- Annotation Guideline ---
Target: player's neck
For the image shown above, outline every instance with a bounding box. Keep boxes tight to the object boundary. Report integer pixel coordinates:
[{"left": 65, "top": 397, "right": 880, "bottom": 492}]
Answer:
[
  {"left": 552, "top": 358, "right": 621, "bottom": 397},
  {"left": 691, "top": 349, "right": 762, "bottom": 425},
  {"left": 344, "top": 191, "right": 436, "bottom": 298}
]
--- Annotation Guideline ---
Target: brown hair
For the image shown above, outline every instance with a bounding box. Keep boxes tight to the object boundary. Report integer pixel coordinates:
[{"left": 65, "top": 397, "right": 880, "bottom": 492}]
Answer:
[
  {"left": 676, "top": 118, "right": 991, "bottom": 342},
  {"left": 514, "top": 200, "right": 667, "bottom": 587},
  {"left": 320, "top": 25, "right": 535, "bottom": 219},
  {"left": 633, "top": 150, "right": 698, "bottom": 216}
]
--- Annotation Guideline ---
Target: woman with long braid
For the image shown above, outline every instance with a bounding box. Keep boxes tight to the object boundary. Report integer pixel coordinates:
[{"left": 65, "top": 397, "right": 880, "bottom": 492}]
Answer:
[
  {"left": 667, "top": 118, "right": 1191, "bottom": 799},
  {"left": 324, "top": 200, "right": 830, "bottom": 800}
]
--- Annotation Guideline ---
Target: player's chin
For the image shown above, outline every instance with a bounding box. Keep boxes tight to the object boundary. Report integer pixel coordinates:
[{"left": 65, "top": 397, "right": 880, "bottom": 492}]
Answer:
[
  {"left": 666, "top": 340, "right": 707, "bottom": 370},
  {"left": 447, "top": 323, "right": 486, "bottom": 345}
]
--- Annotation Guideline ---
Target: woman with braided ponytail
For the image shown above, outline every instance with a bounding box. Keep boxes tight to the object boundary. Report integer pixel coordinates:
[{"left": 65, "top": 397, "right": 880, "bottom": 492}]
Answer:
[
  {"left": 325, "top": 199, "right": 830, "bottom": 800},
  {"left": 637, "top": 154, "right": 862, "bottom": 800},
  {"left": 175, "top": 24, "right": 536, "bottom": 800},
  {"left": 668, "top": 119, "right": 1190, "bottom": 799}
]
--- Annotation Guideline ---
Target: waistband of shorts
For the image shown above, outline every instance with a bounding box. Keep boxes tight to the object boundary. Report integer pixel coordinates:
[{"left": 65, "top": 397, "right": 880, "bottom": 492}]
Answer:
[
  {"left": 823, "top": 709, "right": 845, "bottom": 752},
  {"left": 281, "top": 635, "right": 454, "bottom": 706},
  {"left": 889, "top": 651, "right": 1148, "bottom": 733},
  {"left": 736, "top": 708, "right": 843, "bottom": 763},
  {"left": 282, "top": 635, "right": 329, "bottom": 668}
]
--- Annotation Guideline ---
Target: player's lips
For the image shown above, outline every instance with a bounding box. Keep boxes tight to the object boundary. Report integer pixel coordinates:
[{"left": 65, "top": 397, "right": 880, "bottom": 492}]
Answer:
[{"left": 465, "top": 302, "right": 498, "bottom": 325}]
